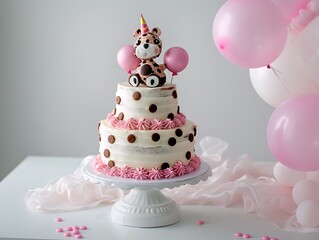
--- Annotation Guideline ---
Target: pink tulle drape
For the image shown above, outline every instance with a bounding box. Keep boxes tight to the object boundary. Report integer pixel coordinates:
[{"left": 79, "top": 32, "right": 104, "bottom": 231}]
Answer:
[{"left": 25, "top": 137, "right": 313, "bottom": 232}]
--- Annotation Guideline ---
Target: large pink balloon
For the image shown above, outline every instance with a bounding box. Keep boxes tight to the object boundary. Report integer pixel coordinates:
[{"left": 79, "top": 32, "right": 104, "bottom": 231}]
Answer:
[
  {"left": 213, "top": 0, "right": 287, "bottom": 68},
  {"left": 267, "top": 94, "right": 319, "bottom": 171},
  {"left": 117, "top": 45, "right": 140, "bottom": 74},
  {"left": 164, "top": 47, "right": 189, "bottom": 75}
]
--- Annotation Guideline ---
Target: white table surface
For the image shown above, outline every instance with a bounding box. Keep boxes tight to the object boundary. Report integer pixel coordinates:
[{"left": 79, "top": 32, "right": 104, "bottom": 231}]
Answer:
[{"left": 0, "top": 156, "right": 318, "bottom": 240}]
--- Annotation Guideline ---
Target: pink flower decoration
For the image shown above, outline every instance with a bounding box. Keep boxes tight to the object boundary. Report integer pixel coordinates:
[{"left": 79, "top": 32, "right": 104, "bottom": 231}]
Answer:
[
  {"left": 133, "top": 168, "right": 149, "bottom": 180},
  {"left": 173, "top": 161, "right": 187, "bottom": 176},
  {"left": 124, "top": 118, "right": 138, "bottom": 130},
  {"left": 178, "top": 113, "right": 186, "bottom": 123},
  {"left": 149, "top": 168, "right": 163, "bottom": 180},
  {"left": 194, "top": 156, "right": 201, "bottom": 168},
  {"left": 187, "top": 156, "right": 200, "bottom": 172},
  {"left": 109, "top": 166, "right": 121, "bottom": 177},
  {"left": 94, "top": 156, "right": 108, "bottom": 173},
  {"left": 110, "top": 117, "right": 120, "bottom": 127},
  {"left": 150, "top": 119, "right": 163, "bottom": 130},
  {"left": 137, "top": 118, "right": 151, "bottom": 130},
  {"left": 162, "top": 119, "right": 175, "bottom": 129},
  {"left": 187, "top": 163, "right": 195, "bottom": 173},
  {"left": 120, "top": 166, "right": 135, "bottom": 178},
  {"left": 163, "top": 167, "right": 176, "bottom": 179},
  {"left": 173, "top": 118, "right": 182, "bottom": 127},
  {"left": 106, "top": 113, "right": 114, "bottom": 121}
]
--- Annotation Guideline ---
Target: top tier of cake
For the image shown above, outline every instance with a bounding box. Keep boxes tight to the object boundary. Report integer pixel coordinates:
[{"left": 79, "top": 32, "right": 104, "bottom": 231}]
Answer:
[{"left": 112, "top": 82, "right": 179, "bottom": 121}]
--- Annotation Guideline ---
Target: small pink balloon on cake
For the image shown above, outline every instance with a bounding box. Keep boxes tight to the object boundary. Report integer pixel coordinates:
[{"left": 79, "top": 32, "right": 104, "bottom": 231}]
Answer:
[{"left": 95, "top": 15, "right": 200, "bottom": 180}]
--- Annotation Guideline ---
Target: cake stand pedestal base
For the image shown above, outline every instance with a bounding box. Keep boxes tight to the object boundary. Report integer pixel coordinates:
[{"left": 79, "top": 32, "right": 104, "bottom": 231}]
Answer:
[
  {"left": 83, "top": 159, "right": 211, "bottom": 228},
  {"left": 111, "top": 188, "right": 180, "bottom": 227}
]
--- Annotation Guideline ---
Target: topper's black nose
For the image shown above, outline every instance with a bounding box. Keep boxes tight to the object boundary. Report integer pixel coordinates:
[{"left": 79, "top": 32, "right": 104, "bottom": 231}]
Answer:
[{"left": 143, "top": 43, "right": 149, "bottom": 49}]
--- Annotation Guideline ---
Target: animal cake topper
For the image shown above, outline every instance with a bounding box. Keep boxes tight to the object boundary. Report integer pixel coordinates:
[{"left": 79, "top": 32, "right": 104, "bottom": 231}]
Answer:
[{"left": 117, "top": 14, "right": 189, "bottom": 88}]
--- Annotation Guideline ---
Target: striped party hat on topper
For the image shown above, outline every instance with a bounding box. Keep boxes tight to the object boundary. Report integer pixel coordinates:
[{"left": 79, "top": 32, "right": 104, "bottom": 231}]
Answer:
[{"left": 140, "top": 14, "right": 150, "bottom": 34}]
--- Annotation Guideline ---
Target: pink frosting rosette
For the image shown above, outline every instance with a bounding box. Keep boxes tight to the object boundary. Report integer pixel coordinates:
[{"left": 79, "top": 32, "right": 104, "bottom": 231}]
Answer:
[
  {"left": 173, "top": 117, "right": 182, "bottom": 127},
  {"left": 109, "top": 166, "right": 121, "bottom": 177},
  {"left": 133, "top": 168, "right": 149, "bottom": 180},
  {"left": 178, "top": 113, "right": 186, "bottom": 124},
  {"left": 108, "top": 114, "right": 121, "bottom": 128},
  {"left": 149, "top": 168, "right": 163, "bottom": 180},
  {"left": 187, "top": 162, "right": 196, "bottom": 173},
  {"left": 163, "top": 167, "right": 176, "bottom": 179},
  {"left": 124, "top": 118, "right": 138, "bottom": 130},
  {"left": 162, "top": 119, "right": 175, "bottom": 129},
  {"left": 173, "top": 161, "right": 187, "bottom": 176},
  {"left": 150, "top": 119, "right": 163, "bottom": 130},
  {"left": 94, "top": 155, "right": 108, "bottom": 173},
  {"left": 137, "top": 118, "right": 151, "bottom": 130},
  {"left": 120, "top": 166, "right": 135, "bottom": 178}
]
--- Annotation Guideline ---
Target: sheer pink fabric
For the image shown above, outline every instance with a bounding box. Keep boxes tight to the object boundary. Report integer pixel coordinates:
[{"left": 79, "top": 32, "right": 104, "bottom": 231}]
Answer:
[{"left": 25, "top": 137, "right": 312, "bottom": 232}]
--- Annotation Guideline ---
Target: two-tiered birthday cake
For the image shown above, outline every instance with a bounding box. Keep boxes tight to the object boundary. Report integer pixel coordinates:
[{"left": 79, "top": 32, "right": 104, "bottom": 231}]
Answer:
[{"left": 93, "top": 15, "right": 200, "bottom": 180}]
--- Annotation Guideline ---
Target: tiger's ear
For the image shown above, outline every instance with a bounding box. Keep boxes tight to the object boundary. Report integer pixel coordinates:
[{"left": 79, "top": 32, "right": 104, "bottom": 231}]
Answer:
[
  {"left": 152, "top": 28, "right": 161, "bottom": 37},
  {"left": 133, "top": 29, "right": 141, "bottom": 38}
]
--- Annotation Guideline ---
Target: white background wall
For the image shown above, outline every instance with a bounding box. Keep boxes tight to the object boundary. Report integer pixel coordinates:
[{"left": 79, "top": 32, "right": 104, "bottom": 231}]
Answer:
[{"left": 0, "top": 0, "right": 275, "bottom": 180}]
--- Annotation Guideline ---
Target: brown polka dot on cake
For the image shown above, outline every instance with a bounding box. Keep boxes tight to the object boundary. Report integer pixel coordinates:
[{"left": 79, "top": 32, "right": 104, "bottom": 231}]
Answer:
[
  {"left": 149, "top": 104, "right": 157, "bottom": 113},
  {"left": 168, "top": 137, "right": 176, "bottom": 146},
  {"left": 108, "top": 135, "right": 115, "bottom": 144},
  {"left": 151, "top": 133, "right": 160, "bottom": 142},
  {"left": 161, "top": 162, "right": 169, "bottom": 170},
  {"left": 172, "top": 90, "right": 178, "bottom": 99},
  {"left": 132, "top": 91, "right": 141, "bottom": 100},
  {"left": 185, "top": 151, "right": 191, "bottom": 160},
  {"left": 116, "top": 96, "right": 121, "bottom": 104},
  {"left": 104, "top": 149, "right": 110, "bottom": 158},
  {"left": 118, "top": 112, "right": 124, "bottom": 120},
  {"left": 127, "top": 134, "right": 136, "bottom": 143},
  {"left": 167, "top": 113, "right": 174, "bottom": 120},
  {"left": 188, "top": 133, "right": 194, "bottom": 142},
  {"left": 175, "top": 128, "right": 183, "bottom": 137},
  {"left": 108, "top": 160, "right": 115, "bottom": 167}
]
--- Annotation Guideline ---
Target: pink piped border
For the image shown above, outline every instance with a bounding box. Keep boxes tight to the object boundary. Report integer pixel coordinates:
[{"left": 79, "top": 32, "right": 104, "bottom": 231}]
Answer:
[
  {"left": 93, "top": 155, "right": 201, "bottom": 180},
  {"left": 106, "top": 113, "right": 187, "bottom": 130}
]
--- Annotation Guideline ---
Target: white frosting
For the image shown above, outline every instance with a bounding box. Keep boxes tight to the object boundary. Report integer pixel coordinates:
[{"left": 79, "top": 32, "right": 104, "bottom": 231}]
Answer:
[
  {"left": 114, "top": 82, "right": 178, "bottom": 120},
  {"left": 99, "top": 120, "right": 196, "bottom": 169}
]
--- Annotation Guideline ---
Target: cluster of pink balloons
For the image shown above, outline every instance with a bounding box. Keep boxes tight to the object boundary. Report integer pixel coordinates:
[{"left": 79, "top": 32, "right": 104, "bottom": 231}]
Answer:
[
  {"left": 213, "top": 0, "right": 319, "bottom": 230},
  {"left": 117, "top": 45, "right": 188, "bottom": 76},
  {"left": 213, "top": 0, "right": 319, "bottom": 170}
]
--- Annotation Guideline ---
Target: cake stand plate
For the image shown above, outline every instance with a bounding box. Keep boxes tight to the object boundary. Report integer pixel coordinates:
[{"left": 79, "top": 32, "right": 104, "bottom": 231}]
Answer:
[{"left": 83, "top": 160, "right": 212, "bottom": 228}]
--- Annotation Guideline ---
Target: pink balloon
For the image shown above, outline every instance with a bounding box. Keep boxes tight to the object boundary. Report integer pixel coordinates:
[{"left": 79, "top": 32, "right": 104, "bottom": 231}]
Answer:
[
  {"left": 164, "top": 47, "right": 189, "bottom": 75},
  {"left": 267, "top": 94, "right": 319, "bottom": 171},
  {"left": 272, "top": 0, "right": 310, "bottom": 24},
  {"left": 213, "top": 0, "right": 287, "bottom": 68},
  {"left": 117, "top": 45, "right": 140, "bottom": 74}
]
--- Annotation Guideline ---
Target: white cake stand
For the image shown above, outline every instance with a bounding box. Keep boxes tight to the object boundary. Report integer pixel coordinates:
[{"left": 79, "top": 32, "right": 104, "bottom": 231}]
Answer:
[{"left": 83, "top": 160, "right": 212, "bottom": 228}]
